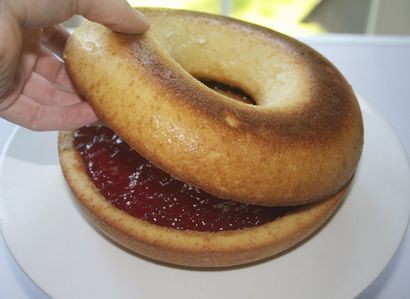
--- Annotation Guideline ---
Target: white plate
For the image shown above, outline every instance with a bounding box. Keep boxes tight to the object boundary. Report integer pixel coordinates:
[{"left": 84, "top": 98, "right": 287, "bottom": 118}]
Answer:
[{"left": 1, "top": 98, "right": 409, "bottom": 299}]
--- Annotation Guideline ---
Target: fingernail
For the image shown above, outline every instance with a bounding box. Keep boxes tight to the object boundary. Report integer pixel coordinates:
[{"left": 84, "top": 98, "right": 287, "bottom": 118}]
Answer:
[{"left": 134, "top": 10, "right": 150, "bottom": 32}]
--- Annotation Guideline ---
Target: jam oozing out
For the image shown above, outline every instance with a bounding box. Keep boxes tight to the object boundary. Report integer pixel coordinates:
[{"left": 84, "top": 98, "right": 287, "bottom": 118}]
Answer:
[{"left": 74, "top": 125, "right": 296, "bottom": 232}]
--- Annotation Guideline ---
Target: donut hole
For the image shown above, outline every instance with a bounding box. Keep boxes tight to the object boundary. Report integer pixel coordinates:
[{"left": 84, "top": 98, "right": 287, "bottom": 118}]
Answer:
[
  {"left": 198, "top": 78, "right": 256, "bottom": 105},
  {"left": 149, "top": 13, "right": 309, "bottom": 109}
]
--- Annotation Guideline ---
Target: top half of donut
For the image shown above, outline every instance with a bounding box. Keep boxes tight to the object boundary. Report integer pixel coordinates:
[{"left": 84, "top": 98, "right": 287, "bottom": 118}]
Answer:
[{"left": 63, "top": 8, "right": 364, "bottom": 206}]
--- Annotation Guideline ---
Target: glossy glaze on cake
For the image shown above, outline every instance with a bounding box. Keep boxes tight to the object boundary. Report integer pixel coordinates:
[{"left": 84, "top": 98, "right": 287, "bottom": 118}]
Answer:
[{"left": 64, "top": 8, "right": 363, "bottom": 206}]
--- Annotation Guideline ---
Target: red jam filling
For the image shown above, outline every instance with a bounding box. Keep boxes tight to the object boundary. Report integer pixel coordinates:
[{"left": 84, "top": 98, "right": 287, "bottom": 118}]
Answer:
[{"left": 74, "top": 125, "right": 296, "bottom": 232}]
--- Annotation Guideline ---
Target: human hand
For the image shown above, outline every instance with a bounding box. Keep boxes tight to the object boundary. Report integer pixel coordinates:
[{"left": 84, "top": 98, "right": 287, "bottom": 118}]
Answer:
[{"left": 0, "top": 0, "right": 149, "bottom": 130}]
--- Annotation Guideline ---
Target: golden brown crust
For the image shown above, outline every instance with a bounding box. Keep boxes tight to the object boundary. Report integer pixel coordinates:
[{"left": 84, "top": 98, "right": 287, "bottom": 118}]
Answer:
[
  {"left": 58, "top": 130, "right": 348, "bottom": 267},
  {"left": 63, "top": 8, "right": 363, "bottom": 206}
]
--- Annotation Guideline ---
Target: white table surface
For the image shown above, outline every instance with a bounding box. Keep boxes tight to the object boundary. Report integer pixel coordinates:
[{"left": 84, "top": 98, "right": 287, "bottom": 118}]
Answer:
[{"left": 1, "top": 34, "right": 409, "bottom": 298}]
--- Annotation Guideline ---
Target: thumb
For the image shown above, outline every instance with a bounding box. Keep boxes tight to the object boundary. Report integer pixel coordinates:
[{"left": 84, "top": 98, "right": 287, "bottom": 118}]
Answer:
[
  {"left": 11, "top": 0, "right": 149, "bottom": 34},
  {"left": 75, "top": 0, "right": 149, "bottom": 34}
]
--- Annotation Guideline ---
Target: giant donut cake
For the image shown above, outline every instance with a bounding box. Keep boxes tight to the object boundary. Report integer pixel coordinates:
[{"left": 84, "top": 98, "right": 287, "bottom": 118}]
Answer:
[{"left": 60, "top": 8, "right": 363, "bottom": 267}]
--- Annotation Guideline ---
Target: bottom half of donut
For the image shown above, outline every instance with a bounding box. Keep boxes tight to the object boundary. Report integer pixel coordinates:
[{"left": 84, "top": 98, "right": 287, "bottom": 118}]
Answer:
[{"left": 58, "top": 130, "right": 351, "bottom": 268}]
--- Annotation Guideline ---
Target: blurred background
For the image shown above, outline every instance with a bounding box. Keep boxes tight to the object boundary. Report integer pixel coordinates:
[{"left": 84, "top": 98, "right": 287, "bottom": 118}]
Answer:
[{"left": 122, "top": 0, "right": 410, "bottom": 36}]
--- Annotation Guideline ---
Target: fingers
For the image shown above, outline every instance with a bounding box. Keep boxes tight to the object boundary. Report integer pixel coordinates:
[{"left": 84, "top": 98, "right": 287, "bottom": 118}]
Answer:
[
  {"left": 1, "top": 47, "right": 99, "bottom": 130},
  {"left": 41, "top": 25, "right": 69, "bottom": 59},
  {"left": 1, "top": 0, "right": 148, "bottom": 131},
  {"left": 0, "top": 7, "right": 22, "bottom": 101},
  {"left": 22, "top": 72, "right": 80, "bottom": 106},
  {"left": 34, "top": 46, "right": 76, "bottom": 93},
  {"left": 32, "top": 101, "right": 99, "bottom": 130},
  {"left": 36, "top": 101, "right": 99, "bottom": 130},
  {"left": 11, "top": 0, "right": 149, "bottom": 34},
  {"left": 76, "top": 0, "right": 149, "bottom": 33},
  {"left": 0, "top": 27, "right": 44, "bottom": 110},
  {"left": 0, "top": 94, "right": 98, "bottom": 131}
]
